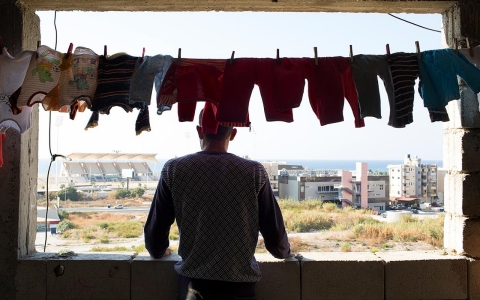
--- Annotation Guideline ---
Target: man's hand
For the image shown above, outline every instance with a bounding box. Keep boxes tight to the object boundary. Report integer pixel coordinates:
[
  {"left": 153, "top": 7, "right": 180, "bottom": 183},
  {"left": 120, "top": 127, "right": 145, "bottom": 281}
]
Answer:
[{"left": 163, "top": 248, "right": 172, "bottom": 257}]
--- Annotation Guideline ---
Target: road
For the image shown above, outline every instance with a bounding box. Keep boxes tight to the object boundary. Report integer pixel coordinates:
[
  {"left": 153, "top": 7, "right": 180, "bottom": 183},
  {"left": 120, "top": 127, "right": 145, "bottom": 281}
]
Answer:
[{"left": 63, "top": 206, "right": 150, "bottom": 213}]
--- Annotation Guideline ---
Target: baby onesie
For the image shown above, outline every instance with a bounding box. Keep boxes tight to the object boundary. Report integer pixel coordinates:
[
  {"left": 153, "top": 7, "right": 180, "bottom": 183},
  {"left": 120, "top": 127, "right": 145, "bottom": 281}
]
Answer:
[{"left": 0, "top": 48, "right": 34, "bottom": 133}]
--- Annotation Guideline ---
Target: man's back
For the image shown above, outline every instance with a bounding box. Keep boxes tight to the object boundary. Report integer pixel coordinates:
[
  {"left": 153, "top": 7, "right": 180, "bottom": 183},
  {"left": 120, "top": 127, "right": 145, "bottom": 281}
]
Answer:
[{"left": 163, "top": 152, "right": 266, "bottom": 282}]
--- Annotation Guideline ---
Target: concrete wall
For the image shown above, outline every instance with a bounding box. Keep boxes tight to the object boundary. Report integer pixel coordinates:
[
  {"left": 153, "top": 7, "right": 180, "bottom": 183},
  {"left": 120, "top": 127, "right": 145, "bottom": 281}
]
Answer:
[{"left": 15, "top": 251, "right": 475, "bottom": 299}]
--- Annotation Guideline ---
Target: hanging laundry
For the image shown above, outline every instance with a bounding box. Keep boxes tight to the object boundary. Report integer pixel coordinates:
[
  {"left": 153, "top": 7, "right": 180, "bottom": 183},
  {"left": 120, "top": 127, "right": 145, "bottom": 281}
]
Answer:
[
  {"left": 0, "top": 132, "right": 5, "bottom": 167},
  {"left": 386, "top": 52, "right": 420, "bottom": 128},
  {"left": 10, "top": 45, "right": 63, "bottom": 111},
  {"left": 84, "top": 111, "right": 99, "bottom": 130},
  {"left": 57, "top": 47, "right": 99, "bottom": 119},
  {"left": 217, "top": 58, "right": 296, "bottom": 124},
  {"left": 349, "top": 55, "right": 395, "bottom": 119},
  {"left": 130, "top": 54, "right": 173, "bottom": 105},
  {"left": 459, "top": 46, "right": 480, "bottom": 67},
  {"left": 0, "top": 48, "right": 34, "bottom": 133},
  {"left": 91, "top": 53, "right": 142, "bottom": 113},
  {"left": 304, "top": 57, "right": 365, "bottom": 128},
  {"left": 417, "top": 49, "right": 480, "bottom": 122},
  {"left": 135, "top": 104, "right": 151, "bottom": 135},
  {"left": 157, "top": 59, "right": 225, "bottom": 121}
]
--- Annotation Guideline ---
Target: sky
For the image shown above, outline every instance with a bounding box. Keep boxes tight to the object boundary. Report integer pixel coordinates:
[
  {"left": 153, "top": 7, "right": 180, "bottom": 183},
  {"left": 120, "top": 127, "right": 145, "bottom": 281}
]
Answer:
[{"left": 35, "top": 11, "right": 445, "bottom": 161}]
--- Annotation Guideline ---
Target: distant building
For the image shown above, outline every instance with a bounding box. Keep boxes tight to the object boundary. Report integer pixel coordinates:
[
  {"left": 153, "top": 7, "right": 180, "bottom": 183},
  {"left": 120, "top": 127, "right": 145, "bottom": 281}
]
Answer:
[
  {"left": 277, "top": 162, "right": 389, "bottom": 212},
  {"left": 387, "top": 154, "right": 439, "bottom": 203},
  {"left": 261, "top": 161, "right": 286, "bottom": 196}
]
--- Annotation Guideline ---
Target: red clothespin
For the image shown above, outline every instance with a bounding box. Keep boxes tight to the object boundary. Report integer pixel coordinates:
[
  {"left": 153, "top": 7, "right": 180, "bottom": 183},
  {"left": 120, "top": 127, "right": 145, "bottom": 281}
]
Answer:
[
  {"left": 276, "top": 49, "right": 280, "bottom": 64},
  {"left": 0, "top": 36, "right": 3, "bottom": 55},
  {"left": 230, "top": 51, "right": 235, "bottom": 65},
  {"left": 349, "top": 45, "right": 354, "bottom": 62},
  {"left": 314, "top": 47, "right": 318, "bottom": 66},
  {"left": 104, "top": 45, "right": 107, "bottom": 57},
  {"left": 386, "top": 44, "right": 391, "bottom": 56},
  {"left": 467, "top": 38, "right": 474, "bottom": 58},
  {"left": 415, "top": 41, "right": 421, "bottom": 59},
  {"left": 64, "top": 43, "right": 73, "bottom": 59},
  {"left": 454, "top": 38, "right": 459, "bottom": 55}
]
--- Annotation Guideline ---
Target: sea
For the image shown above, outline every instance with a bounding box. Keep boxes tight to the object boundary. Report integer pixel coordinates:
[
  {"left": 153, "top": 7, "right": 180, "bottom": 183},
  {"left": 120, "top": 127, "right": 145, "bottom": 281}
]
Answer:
[{"left": 38, "top": 158, "right": 443, "bottom": 175}]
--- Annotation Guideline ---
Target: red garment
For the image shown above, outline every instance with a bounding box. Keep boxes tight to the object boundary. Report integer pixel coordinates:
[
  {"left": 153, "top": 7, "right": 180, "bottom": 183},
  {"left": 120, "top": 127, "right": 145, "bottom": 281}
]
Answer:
[
  {"left": 157, "top": 59, "right": 226, "bottom": 109},
  {"left": 217, "top": 58, "right": 296, "bottom": 124},
  {"left": 270, "top": 58, "right": 306, "bottom": 112},
  {"left": 0, "top": 133, "right": 6, "bottom": 167},
  {"left": 305, "top": 57, "right": 365, "bottom": 128}
]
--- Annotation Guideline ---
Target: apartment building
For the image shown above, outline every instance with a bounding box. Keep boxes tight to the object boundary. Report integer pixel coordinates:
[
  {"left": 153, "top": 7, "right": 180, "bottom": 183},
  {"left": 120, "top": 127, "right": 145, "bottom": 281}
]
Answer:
[
  {"left": 260, "top": 161, "right": 287, "bottom": 196},
  {"left": 278, "top": 162, "right": 389, "bottom": 212},
  {"left": 388, "top": 154, "right": 438, "bottom": 203}
]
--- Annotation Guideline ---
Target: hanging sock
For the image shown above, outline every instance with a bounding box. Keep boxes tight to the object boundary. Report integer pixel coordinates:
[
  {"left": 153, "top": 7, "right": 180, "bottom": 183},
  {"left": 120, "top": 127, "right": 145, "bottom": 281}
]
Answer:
[
  {"left": 84, "top": 111, "right": 99, "bottom": 130},
  {"left": 135, "top": 104, "right": 151, "bottom": 136}
]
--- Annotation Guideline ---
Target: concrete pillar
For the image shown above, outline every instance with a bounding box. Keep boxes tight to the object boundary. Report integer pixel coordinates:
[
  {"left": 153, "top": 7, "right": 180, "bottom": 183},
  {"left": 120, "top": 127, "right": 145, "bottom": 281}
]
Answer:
[
  {"left": 442, "top": 1, "right": 480, "bottom": 260},
  {"left": 0, "top": 2, "right": 40, "bottom": 298}
]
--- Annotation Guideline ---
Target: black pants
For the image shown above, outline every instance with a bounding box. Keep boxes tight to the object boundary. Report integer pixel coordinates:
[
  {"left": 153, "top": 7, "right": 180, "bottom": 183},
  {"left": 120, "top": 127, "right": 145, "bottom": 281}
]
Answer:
[{"left": 178, "top": 275, "right": 257, "bottom": 300}]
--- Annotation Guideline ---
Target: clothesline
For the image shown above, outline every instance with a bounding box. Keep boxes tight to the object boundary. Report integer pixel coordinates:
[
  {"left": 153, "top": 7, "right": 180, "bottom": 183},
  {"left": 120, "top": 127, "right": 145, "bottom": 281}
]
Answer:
[{"left": 1, "top": 39, "right": 480, "bottom": 141}]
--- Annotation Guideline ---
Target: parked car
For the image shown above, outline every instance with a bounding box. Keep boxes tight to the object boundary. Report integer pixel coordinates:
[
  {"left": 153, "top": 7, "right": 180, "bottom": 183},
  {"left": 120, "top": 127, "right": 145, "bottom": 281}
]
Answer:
[
  {"left": 114, "top": 205, "right": 123, "bottom": 209},
  {"left": 431, "top": 202, "right": 441, "bottom": 207}
]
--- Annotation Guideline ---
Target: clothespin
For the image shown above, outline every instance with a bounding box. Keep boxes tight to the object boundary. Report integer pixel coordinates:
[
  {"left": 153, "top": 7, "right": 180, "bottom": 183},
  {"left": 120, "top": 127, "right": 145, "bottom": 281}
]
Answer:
[
  {"left": 36, "top": 41, "right": 40, "bottom": 58},
  {"left": 349, "top": 45, "right": 354, "bottom": 62},
  {"left": 276, "top": 49, "right": 280, "bottom": 64},
  {"left": 104, "top": 45, "right": 107, "bottom": 57},
  {"left": 64, "top": 43, "right": 73, "bottom": 59},
  {"left": 0, "top": 36, "right": 3, "bottom": 55},
  {"left": 386, "top": 44, "right": 391, "bottom": 56},
  {"left": 314, "top": 47, "right": 318, "bottom": 65},
  {"left": 140, "top": 47, "right": 145, "bottom": 63},
  {"left": 178, "top": 48, "right": 181, "bottom": 64},
  {"left": 415, "top": 41, "right": 421, "bottom": 59},
  {"left": 454, "top": 38, "right": 459, "bottom": 55},
  {"left": 230, "top": 51, "right": 235, "bottom": 65},
  {"left": 467, "top": 37, "right": 474, "bottom": 58}
]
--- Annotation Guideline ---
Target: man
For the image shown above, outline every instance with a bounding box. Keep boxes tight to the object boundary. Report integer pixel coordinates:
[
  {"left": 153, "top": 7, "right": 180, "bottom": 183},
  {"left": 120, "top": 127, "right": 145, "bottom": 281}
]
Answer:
[{"left": 144, "top": 105, "right": 290, "bottom": 300}]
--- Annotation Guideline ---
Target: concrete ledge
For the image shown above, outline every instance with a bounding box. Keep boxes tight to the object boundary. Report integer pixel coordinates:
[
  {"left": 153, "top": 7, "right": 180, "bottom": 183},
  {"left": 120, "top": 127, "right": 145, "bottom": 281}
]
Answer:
[
  {"left": 377, "top": 251, "right": 467, "bottom": 300},
  {"left": 255, "top": 253, "right": 301, "bottom": 300},
  {"left": 46, "top": 253, "right": 132, "bottom": 300},
  {"left": 15, "top": 252, "right": 54, "bottom": 300},
  {"left": 131, "top": 253, "right": 179, "bottom": 300},
  {"left": 469, "top": 259, "right": 480, "bottom": 299},
  {"left": 444, "top": 173, "right": 480, "bottom": 216},
  {"left": 444, "top": 129, "right": 480, "bottom": 172},
  {"left": 300, "top": 252, "right": 384, "bottom": 300}
]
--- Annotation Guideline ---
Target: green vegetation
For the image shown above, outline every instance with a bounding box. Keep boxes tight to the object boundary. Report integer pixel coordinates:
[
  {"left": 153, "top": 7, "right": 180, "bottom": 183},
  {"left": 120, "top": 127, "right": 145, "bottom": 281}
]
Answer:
[
  {"left": 58, "top": 210, "right": 69, "bottom": 221},
  {"left": 341, "top": 242, "right": 352, "bottom": 252},
  {"left": 90, "top": 244, "right": 146, "bottom": 252},
  {"left": 57, "top": 220, "right": 75, "bottom": 232},
  {"left": 114, "top": 188, "right": 145, "bottom": 199}
]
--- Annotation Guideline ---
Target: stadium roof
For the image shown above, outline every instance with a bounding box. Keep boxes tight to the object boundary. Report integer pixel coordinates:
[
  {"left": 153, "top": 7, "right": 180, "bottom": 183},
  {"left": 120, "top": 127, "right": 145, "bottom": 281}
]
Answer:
[{"left": 67, "top": 153, "right": 158, "bottom": 162}]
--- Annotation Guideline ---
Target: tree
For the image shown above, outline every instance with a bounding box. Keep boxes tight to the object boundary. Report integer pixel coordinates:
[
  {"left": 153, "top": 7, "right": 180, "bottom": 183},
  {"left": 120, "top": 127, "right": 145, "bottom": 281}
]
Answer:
[{"left": 59, "top": 186, "right": 80, "bottom": 201}]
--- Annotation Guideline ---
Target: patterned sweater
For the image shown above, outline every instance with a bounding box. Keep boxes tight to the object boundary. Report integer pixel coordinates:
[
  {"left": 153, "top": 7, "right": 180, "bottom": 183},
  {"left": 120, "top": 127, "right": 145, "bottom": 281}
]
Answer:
[{"left": 144, "top": 151, "right": 290, "bottom": 282}]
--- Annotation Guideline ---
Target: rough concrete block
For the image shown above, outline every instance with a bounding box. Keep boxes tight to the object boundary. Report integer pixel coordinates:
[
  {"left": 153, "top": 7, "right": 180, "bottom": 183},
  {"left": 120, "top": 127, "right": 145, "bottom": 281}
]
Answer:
[
  {"left": 46, "top": 253, "right": 131, "bottom": 300},
  {"left": 443, "top": 128, "right": 480, "bottom": 172},
  {"left": 445, "top": 213, "right": 480, "bottom": 258},
  {"left": 444, "top": 173, "right": 480, "bottom": 216},
  {"left": 377, "top": 251, "right": 467, "bottom": 300},
  {"left": 469, "top": 259, "right": 480, "bottom": 299},
  {"left": 16, "top": 253, "right": 54, "bottom": 300},
  {"left": 300, "top": 252, "right": 383, "bottom": 300},
  {"left": 131, "top": 253, "right": 179, "bottom": 300},
  {"left": 444, "top": 87, "right": 480, "bottom": 130},
  {"left": 256, "top": 254, "right": 300, "bottom": 300}
]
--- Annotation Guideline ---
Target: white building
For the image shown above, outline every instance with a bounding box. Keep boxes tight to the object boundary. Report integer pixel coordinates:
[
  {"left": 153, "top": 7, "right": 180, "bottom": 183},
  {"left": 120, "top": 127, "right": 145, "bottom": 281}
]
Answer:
[
  {"left": 261, "top": 161, "right": 287, "bottom": 196},
  {"left": 388, "top": 154, "right": 438, "bottom": 203}
]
